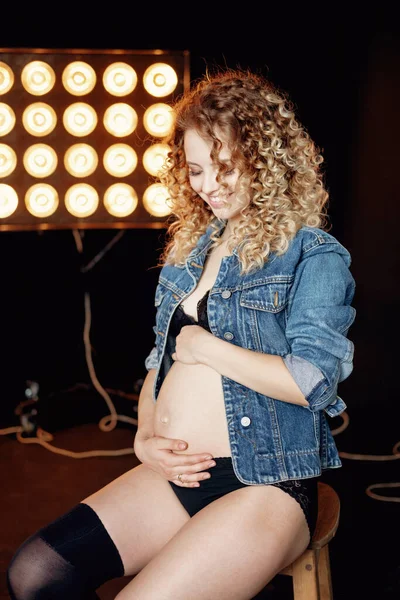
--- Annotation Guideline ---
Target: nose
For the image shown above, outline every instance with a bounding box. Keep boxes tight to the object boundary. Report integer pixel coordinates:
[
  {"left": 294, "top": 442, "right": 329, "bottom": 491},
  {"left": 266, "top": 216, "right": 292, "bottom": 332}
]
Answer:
[{"left": 202, "top": 169, "right": 220, "bottom": 195}]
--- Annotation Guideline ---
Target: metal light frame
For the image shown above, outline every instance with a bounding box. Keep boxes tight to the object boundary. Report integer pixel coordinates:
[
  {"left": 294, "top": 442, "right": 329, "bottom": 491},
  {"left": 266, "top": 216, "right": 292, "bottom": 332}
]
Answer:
[{"left": 0, "top": 47, "right": 190, "bottom": 231}]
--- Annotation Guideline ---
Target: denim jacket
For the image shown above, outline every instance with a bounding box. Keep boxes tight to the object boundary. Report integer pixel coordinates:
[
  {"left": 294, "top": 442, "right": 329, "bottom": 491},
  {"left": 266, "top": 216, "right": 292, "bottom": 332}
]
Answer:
[{"left": 144, "top": 220, "right": 356, "bottom": 484}]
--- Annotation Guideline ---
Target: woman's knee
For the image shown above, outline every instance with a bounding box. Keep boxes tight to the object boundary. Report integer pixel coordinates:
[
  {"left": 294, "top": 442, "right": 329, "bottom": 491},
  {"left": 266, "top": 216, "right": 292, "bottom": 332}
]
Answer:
[
  {"left": 7, "top": 503, "right": 124, "bottom": 599},
  {"left": 7, "top": 534, "right": 74, "bottom": 599}
]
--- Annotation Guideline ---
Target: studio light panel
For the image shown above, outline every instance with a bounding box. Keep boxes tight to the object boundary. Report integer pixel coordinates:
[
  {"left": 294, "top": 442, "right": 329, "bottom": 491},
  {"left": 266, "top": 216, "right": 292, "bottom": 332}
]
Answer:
[{"left": 0, "top": 48, "right": 190, "bottom": 230}]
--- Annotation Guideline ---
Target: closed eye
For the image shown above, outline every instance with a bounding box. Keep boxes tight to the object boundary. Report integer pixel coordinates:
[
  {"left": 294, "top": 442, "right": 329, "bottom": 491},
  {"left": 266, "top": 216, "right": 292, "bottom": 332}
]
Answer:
[{"left": 188, "top": 167, "right": 236, "bottom": 177}]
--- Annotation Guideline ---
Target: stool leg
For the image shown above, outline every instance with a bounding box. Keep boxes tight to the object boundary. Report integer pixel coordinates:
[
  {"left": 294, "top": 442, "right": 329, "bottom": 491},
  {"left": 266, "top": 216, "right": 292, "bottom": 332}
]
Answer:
[
  {"left": 317, "top": 545, "right": 333, "bottom": 600},
  {"left": 291, "top": 548, "right": 320, "bottom": 600}
]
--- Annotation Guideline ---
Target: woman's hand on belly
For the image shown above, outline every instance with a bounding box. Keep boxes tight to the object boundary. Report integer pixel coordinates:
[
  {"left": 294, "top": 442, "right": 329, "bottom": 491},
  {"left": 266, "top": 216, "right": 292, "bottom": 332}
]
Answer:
[{"left": 134, "top": 431, "right": 216, "bottom": 488}]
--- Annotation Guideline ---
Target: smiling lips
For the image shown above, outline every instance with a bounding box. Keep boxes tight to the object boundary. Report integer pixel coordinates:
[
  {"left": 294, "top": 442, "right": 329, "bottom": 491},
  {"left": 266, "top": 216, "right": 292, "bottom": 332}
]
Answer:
[{"left": 208, "top": 193, "right": 232, "bottom": 208}]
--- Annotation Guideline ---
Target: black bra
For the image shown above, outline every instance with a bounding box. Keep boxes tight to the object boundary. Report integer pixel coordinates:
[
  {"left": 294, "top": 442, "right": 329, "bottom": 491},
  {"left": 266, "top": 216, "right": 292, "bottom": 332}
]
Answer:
[{"left": 169, "top": 290, "right": 212, "bottom": 336}]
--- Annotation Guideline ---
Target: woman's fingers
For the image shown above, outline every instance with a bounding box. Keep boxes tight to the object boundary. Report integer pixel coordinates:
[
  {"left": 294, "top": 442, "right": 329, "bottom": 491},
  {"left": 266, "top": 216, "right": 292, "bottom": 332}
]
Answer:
[
  {"left": 154, "top": 437, "right": 215, "bottom": 467},
  {"left": 173, "top": 459, "right": 216, "bottom": 487},
  {"left": 151, "top": 436, "right": 217, "bottom": 484},
  {"left": 177, "top": 459, "right": 216, "bottom": 476},
  {"left": 181, "top": 458, "right": 216, "bottom": 473},
  {"left": 174, "top": 469, "right": 212, "bottom": 487},
  {"left": 155, "top": 436, "right": 188, "bottom": 452},
  {"left": 165, "top": 457, "right": 216, "bottom": 480},
  {"left": 171, "top": 454, "right": 215, "bottom": 467}
]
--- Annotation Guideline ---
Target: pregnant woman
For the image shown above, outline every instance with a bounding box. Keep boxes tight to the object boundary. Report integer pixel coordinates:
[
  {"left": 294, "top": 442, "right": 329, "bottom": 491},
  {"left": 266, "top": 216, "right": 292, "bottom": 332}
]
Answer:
[{"left": 7, "top": 67, "right": 356, "bottom": 600}]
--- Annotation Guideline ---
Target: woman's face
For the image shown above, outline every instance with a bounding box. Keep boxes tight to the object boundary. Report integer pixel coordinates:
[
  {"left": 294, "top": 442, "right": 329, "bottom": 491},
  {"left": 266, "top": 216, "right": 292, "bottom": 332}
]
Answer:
[{"left": 184, "top": 129, "right": 249, "bottom": 224}]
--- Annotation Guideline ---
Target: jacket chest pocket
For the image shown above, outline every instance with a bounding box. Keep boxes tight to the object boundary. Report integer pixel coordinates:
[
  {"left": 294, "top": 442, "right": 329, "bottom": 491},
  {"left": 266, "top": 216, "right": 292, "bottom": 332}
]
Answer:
[{"left": 239, "top": 279, "right": 292, "bottom": 355}]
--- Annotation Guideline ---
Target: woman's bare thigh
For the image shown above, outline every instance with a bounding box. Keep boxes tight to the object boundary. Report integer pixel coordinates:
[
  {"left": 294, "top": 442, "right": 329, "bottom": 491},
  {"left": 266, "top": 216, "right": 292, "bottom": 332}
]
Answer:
[
  {"left": 83, "top": 464, "right": 190, "bottom": 575},
  {"left": 115, "top": 484, "right": 310, "bottom": 600}
]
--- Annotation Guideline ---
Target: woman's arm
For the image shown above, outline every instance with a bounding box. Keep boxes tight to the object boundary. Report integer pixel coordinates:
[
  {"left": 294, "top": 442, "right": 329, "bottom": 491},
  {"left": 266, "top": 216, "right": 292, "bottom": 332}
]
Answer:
[
  {"left": 173, "top": 248, "right": 355, "bottom": 411},
  {"left": 199, "top": 338, "right": 308, "bottom": 406},
  {"left": 135, "top": 368, "right": 157, "bottom": 440},
  {"left": 174, "top": 332, "right": 308, "bottom": 406}
]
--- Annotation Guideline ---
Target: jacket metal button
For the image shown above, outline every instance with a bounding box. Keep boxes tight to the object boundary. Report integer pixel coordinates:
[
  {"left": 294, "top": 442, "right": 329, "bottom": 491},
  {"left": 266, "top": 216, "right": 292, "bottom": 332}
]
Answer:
[
  {"left": 224, "top": 332, "right": 234, "bottom": 340},
  {"left": 241, "top": 416, "right": 251, "bottom": 427},
  {"left": 221, "top": 290, "right": 231, "bottom": 299}
]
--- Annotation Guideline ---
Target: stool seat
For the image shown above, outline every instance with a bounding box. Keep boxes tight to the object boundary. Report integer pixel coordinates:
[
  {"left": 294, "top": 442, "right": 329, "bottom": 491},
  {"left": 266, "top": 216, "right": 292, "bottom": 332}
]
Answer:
[{"left": 279, "top": 481, "right": 340, "bottom": 600}]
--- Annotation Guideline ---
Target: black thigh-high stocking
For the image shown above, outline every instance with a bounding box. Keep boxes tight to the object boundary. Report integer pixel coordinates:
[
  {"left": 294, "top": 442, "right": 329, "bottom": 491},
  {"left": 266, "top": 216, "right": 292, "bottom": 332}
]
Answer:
[{"left": 7, "top": 502, "right": 124, "bottom": 599}]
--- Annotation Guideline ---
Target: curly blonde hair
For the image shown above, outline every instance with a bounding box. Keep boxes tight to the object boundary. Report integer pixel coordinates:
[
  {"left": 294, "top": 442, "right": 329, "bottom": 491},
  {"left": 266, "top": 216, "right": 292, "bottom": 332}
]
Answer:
[{"left": 158, "top": 67, "right": 330, "bottom": 274}]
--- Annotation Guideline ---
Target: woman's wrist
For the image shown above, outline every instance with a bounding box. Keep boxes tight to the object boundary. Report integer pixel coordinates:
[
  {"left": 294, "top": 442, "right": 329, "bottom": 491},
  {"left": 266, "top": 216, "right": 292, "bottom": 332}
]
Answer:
[
  {"left": 134, "top": 429, "right": 153, "bottom": 461},
  {"left": 194, "top": 332, "right": 224, "bottom": 366}
]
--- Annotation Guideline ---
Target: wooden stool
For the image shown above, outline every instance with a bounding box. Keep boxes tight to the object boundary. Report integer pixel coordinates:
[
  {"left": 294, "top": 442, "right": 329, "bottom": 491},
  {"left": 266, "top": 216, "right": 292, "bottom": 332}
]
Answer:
[{"left": 279, "top": 481, "right": 340, "bottom": 600}]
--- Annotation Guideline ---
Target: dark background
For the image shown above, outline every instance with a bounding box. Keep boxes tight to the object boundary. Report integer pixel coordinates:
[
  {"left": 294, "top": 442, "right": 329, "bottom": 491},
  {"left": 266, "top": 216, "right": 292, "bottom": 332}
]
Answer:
[{"left": 0, "top": 5, "right": 399, "bottom": 599}]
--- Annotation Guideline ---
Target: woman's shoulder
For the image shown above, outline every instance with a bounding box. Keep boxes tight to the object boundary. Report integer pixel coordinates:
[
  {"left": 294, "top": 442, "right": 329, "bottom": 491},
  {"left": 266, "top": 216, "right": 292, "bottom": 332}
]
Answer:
[{"left": 291, "top": 226, "right": 352, "bottom": 266}]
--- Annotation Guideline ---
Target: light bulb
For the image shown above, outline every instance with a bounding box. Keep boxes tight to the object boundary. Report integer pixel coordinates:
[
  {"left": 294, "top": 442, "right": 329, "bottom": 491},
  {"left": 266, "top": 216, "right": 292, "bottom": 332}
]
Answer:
[
  {"left": 21, "top": 61, "right": 56, "bottom": 96},
  {"left": 63, "top": 103, "right": 97, "bottom": 137},
  {"left": 64, "top": 143, "right": 98, "bottom": 177},
  {"left": 22, "top": 103, "right": 57, "bottom": 137},
  {"left": 103, "top": 143, "right": 137, "bottom": 177},
  {"left": 104, "top": 183, "right": 138, "bottom": 217},
  {"left": 142, "top": 143, "right": 170, "bottom": 176},
  {"left": 142, "top": 183, "right": 172, "bottom": 217},
  {"left": 143, "top": 63, "right": 178, "bottom": 97},
  {"left": 65, "top": 183, "right": 99, "bottom": 217},
  {"left": 62, "top": 61, "right": 96, "bottom": 96},
  {"left": 103, "top": 63, "right": 137, "bottom": 97},
  {"left": 0, "top": 103, "right": 16, "bottom": 136},
  {"left": 0, "top": 184, "right": 18, "bottom": 218},
  {"left": 143, "top": 103, "right": 175, "bottom": 137},
  {"left": 25, "top": 183, "right": 59, "bottom": 217},
  {"left": 0, "top": 144, "right": 17, "bottom": 177},
  {"left": 103, "top": 103, "right": 137, "bottom": 137},
  {"left": 0, "top": 62, "right": 14, "bottom": 95},
  {"left": 23, "top": 144, "right": 57, "bottom": 178}
]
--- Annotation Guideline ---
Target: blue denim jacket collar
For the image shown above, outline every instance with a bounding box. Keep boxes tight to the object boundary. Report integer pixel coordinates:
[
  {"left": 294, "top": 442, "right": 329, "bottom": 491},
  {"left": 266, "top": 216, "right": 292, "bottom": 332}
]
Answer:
[{"left": 186, "top": 219, "right": 240, "bottom": 260}]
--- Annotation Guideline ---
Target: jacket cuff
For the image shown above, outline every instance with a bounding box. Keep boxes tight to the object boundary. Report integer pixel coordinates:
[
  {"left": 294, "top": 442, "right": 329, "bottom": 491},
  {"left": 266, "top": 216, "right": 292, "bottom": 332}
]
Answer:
[
  {"left": 283, "top": 354, "right": 332, "bottom": 411},
  {"left": 144, "top": 346, "right": 158, "bottom": 371}
]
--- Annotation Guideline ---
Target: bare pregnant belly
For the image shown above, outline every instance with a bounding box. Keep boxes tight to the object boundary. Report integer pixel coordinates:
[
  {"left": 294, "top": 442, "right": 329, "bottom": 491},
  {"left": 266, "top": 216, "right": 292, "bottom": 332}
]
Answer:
[{"left": 153, "top": 361, "right": 231, "bottom": 457}]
